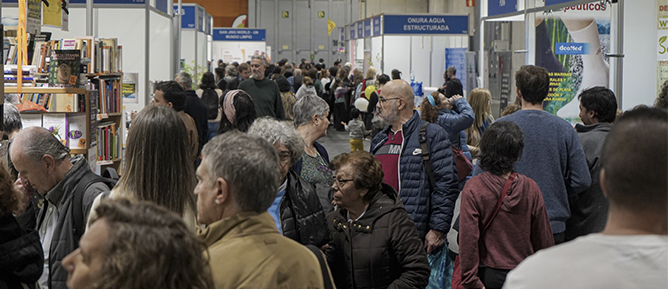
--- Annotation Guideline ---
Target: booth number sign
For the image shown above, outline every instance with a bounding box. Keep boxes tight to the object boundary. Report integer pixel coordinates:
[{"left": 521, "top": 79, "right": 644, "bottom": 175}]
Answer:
[{"left": 282, "top": 11, "right": 289, "bottom": 18}]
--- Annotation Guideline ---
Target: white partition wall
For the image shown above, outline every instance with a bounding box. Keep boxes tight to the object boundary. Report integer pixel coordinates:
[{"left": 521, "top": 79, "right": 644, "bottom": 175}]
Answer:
[{"left": 177, "top": 4, "right": 209, "bottom": 87}]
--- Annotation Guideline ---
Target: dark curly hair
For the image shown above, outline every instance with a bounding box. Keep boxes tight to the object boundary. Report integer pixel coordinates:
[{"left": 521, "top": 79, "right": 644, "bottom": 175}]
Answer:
[
  {"left": 421, "top": 91, "right": 443, "bottom": 123},
  {"left": 478, "top": 121, "right": 524, "bottom": 176},
  {"left": 89, "top": 199, "right": 214, "bottom": 289},
  {"left": 578, "top": 86, "right": 618, "bottom": 123},
  {"left": 330, "top": 151, "right": 384, "bottom": 201},
  {"left": 0, "top": 166, "right": 17, "bottom": 217},
  {"left": 515, "top": 65, "right": 549, "bottom": 105}
]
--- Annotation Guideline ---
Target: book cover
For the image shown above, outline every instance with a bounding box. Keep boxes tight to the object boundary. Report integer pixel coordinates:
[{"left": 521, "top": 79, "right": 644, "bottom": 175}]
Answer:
[
  {"left": 20, "top": 113, "right": 42, "bottom": 128},
  {"left": 48, "top": 50, "right": 80, "bottom": 88},
  {"left": 42, "top": 113, "right": 68, "bottom": 146},
  {"left": 54, "top": 93, "right": 75, "bottom": 112},
  {"left": 89, "top": 90, "right": 99, "bottom": 147},
  {"left": 67, "top": 114, "right": 88, "bottom": 149}
]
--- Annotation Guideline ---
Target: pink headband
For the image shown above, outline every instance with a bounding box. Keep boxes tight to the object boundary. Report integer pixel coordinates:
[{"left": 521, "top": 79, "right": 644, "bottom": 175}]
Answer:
[{"left": 223, "top": 90, "right": 241, "bottom": 124}]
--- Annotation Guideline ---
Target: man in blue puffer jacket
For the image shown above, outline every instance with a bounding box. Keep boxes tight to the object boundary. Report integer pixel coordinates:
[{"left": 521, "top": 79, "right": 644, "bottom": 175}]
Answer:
[{"left": 371, "top": 80, "right": 459, "bottom": 254}]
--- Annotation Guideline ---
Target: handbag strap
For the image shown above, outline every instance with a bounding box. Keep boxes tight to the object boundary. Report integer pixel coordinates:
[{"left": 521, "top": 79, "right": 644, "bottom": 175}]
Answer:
[{"left": 482, "top": 172, "right": 517, "bottom": 233}]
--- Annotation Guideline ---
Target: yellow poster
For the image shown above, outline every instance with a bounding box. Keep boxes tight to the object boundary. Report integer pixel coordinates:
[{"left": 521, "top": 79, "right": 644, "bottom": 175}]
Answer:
[
  {"left": 327, "top": 18, "right": 336, "bottom": 36},
  {"left": 43, "top": 0, "right": 62, "bottom": 27}
]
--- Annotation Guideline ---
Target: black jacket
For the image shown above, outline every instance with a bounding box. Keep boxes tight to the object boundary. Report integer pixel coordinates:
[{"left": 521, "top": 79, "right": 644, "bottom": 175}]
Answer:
[
  {"left": 0, "top": 215, "right": 43, "bottom": 289},
  {"left": 226, "top": 77, "right": 241, "bottom": 91},
  {"left": 280, "top": 170, "right": 329, "bottom": 247},
  {"left": 184, "top": 90, "right": 210, "bottom": 154},
  {"left": 326, "top": 184, "right": 430, "bottom": 289}
]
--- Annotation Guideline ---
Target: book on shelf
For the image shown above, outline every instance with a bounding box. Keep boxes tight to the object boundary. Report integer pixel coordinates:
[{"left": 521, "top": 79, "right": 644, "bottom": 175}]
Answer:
[
  {"left": 67, "top": 114, "right": 88, "bottom": 150},
  {"left": 28, "top": 32, "right": 52, "bottom": 68},
  {"left": 94, "top": 78, "right": 121, "bottom": 114},
  {"left": 42, "top": 113, "right": 68, "bottom": 146},
  {"left": 20, "top": 114, "right": 42, "bottom": 128},
  {"left": 48, "top": 50, "right": 81, "bottom": 88},
  {"left": 97, "top": 121, "right": 120, "bottom": 161},
  {"left": 89, "top": 90, "right": 99, "bottom": 147}
]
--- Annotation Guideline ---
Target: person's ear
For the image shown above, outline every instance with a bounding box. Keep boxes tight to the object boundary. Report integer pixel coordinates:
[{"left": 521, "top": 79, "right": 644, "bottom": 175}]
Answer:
[
  {"left": 600, "top": 169, "right": 608, "bottom": 198},
  {"left": 588, "top": 110, "right": 597, "bottom": 121},
  {"left": 516, "top": 87, "right": 523, "bottom": 99},
  {"left": 312, "top": 114, "right": 319, "bottom": 126},
  {"left": 42, "top": 154, "right": 56, "bottom": 173},
  {"left": 215, "top": 177, "right": 230, "bottom": 205},
  {"left": 167, "top": 102, "right": 174, "bottom": 109}
]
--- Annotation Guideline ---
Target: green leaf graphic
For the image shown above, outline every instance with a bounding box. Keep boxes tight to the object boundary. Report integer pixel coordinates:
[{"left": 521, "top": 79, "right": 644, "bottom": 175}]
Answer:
[{"left": 660, "top": 36, "right": 667, "bottom": 44}]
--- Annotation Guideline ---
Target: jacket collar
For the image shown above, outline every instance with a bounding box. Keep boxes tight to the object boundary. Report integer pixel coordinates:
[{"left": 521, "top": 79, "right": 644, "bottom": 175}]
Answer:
[
  {"left": 45, "top": 156, "right": 86, "bottom": 207},
  {"left": 575, "top": 122, "right": 613, "bottom": 133},
  {"left": 331, "top": 184, "right": 402, "bottom": 233},
  {"left": 373, "top": 111, "right": 423, "bottom": 152},
  {"left": 198, "top": 211, "right": 278, "bottom": 247}
]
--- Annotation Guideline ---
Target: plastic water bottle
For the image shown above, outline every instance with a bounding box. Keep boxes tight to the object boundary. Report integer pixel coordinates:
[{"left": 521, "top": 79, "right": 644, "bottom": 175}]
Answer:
[{"left": 410, "top": 71, "right": 415, "bottom": 83}]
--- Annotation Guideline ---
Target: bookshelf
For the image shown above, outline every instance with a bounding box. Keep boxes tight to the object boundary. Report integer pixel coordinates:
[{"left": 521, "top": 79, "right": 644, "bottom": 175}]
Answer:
[{"left": 86, "top": 73, "right": 123, "bottom": 174}]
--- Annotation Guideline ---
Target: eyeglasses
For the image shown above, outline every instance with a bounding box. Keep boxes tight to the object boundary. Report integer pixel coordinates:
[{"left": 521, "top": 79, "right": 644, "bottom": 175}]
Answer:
[
  {"left": 332, "top": 176, "right": 354, "bottom": 188},
  {"left": 379, "top": 97, "right": 401, "bottom": 103}
]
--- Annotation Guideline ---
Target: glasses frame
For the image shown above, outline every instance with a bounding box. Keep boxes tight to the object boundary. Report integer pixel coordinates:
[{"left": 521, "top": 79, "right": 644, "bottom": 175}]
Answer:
[{"left": 332, "top": 176, "right": 354, "bottom": 188}]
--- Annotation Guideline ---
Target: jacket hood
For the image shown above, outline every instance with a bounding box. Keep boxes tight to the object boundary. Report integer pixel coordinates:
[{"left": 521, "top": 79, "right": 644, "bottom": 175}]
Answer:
[
  {"left": 0, "top": 216, "right": 44, "bottom": 284},
  {"left": 575, "top": 122, "right": 613, "bottom": 133},
  {"left": 332, "top": 183, "right": 403, "bottom": 228},
  {"left": 477, "top": 172, "right": 527, "bottom": 212}
]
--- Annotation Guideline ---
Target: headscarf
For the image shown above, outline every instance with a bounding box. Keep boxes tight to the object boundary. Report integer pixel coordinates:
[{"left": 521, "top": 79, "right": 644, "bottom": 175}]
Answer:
[{"left": 223, "top": 90, "right": 241, "bottom": 124}]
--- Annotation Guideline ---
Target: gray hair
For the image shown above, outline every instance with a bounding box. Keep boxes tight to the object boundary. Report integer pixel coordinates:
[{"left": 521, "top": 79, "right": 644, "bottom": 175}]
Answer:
[
  {"left": 4, "top": 94, "right": 20, "bottom": 105},
  {"left": 175, "top": 72, "right": 193, "bottom": 90},
  {"left": 293, "top": 95, "right": 329, "bottom": 128},
  {"left": 3, "top": 104, "right": 22, "bottom": 133},
  {"left": 202, "top": 131, "right": 280, "bottom": 213},
  {"left": 250, "top": 55, "right": 268, "bottom": 67},
  {"left": 248, "top": 117, "right": 304, "bottom": 166},
  {"left": 225, "top": 65, "right": 238, "bottom": 77},
  {"left": 14, "top": 127, "right": 70, "bottom": 163},
  {"left": 447, "top": 66, "right": 456, "bottom": 75}
]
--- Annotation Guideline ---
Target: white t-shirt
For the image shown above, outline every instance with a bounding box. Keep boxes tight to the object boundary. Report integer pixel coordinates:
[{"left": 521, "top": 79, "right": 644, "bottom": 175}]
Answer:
[{"left": 503, "top": 234, "right": 668, "bottom": 289}]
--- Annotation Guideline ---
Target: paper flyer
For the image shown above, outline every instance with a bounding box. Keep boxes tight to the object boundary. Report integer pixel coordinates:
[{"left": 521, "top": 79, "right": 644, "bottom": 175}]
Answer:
[
  {"left": 122, "top": 73, "right": 138, "bottom": 104},
  {"left": 535, "top": 2, "right": 611, "bottom": 123}
]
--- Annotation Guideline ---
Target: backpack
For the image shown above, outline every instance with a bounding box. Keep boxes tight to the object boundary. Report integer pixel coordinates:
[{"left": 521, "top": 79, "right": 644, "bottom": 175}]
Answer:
[
  {"left": 71, "top": 168, "right": 117, "bottom": 242},
  {"left": 418, "top": 124, "right": 472, "bottom": 190},
  {"left": 201, "top": 88, "right": 219, "bottom": 120}
]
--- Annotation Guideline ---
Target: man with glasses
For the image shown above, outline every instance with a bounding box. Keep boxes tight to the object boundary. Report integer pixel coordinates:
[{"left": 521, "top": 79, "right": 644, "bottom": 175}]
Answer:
[
  {"left": 239, "top": 55, "right": 286, "bottom": 119},
  {"left": 370, "top": 80, "right": 459, "bottom": 257}
]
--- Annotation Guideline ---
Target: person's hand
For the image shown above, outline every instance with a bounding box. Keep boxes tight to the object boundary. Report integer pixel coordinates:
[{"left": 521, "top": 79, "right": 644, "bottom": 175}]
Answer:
[
  {"left": 452, "top": 94, "right": 463, "bottom": 102},
  {"left": 424, "top": 230, "right": 445, "bottom": 254},
  {"left": 320, "top": 244, "right": 329, "bottom": 251},
  {"left": 13, "top": 177, "right": 33, "bottom": 215},
  {"left": 440, "top": 85, "right": 447, "bottom": 91},
  {"left": 341, "top": 121, "right": 346, "bottom": 126}
]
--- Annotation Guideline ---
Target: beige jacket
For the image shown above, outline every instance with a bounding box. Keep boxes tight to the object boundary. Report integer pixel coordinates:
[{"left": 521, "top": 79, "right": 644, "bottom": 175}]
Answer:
[
  {"left": 177, "top": 110, "right": 199, "bottom": 162},
  {"left": 198, "top": 211, "right": 326, "bottom": 289}
]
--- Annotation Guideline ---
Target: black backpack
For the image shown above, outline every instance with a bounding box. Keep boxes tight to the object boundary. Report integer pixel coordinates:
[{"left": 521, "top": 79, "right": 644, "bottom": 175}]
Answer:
[{"left": 201, "top": 88, "right": 219, "bottom": 120}]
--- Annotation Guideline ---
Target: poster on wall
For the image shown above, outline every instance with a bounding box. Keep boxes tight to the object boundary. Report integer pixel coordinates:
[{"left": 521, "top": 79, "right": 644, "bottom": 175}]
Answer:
[
  {"left": 222, "top": 49, "right": 244, "bottom": 63},
  {"left": 122, "top": 73, "right": 138, "bottom": 104},
  {"left": 658, "top": 0, "right": 668, "bottom": 95},
  {"left": 445, "top": 48, "right": 467, "bottom": 96},
  {"left": 536, "top": 2, "right": 611, "bottom": 123}
]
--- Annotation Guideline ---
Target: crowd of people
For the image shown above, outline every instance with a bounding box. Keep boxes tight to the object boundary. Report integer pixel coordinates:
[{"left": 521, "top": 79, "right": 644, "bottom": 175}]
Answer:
[{"left": 0, "top": 56, "right": 666, "bottom": 289}]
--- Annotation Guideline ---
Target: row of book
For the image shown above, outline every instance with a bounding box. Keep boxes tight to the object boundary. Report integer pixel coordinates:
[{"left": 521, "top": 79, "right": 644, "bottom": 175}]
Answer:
[
  {"left": 20, "top": 93, "right": 87, "bottom": 113},
  {"left": 97, "top": 122, "right": 121, "bottom": 162},
  {"left": 20, "top": 113, "right": 89, "bottom": 150},
  {"left": 89, "top": 78, "right": 122, "bottom": 114}
]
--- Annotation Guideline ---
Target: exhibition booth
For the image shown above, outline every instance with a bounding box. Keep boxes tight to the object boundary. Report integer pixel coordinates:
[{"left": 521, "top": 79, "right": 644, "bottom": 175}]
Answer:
[{"left": 211, "top": 28, "right": 269, "bottom": 64}]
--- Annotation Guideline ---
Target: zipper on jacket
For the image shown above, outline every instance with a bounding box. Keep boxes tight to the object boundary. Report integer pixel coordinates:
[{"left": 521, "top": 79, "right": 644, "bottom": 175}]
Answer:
[{"left": 397, "top": 127, "right": 405, "bottom": 193}]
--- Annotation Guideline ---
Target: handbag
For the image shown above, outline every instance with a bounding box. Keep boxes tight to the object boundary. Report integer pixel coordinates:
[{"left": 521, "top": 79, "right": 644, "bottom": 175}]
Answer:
[
  {"left": 451, "top": 172, "right": 517, "bottom": 289},
  {"left": 452, "top": 144, "right": 473, "bottom": 181}
]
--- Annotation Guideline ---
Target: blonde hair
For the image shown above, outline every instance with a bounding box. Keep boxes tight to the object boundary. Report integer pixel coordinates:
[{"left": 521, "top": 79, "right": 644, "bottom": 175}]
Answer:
[
  {"left": 466, "top": 88, "right": 494, "bottom": 148},
  {"left": 365, "top": 67, "right": 377, "bottom": 80}
]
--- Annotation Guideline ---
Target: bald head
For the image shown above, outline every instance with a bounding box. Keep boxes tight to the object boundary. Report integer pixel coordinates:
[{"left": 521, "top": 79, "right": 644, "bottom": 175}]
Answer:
[
  {"left": 384, "top": 80, "right": 415, "bottom": 109},
  {"left": 11, "top": 127, "right": 70, "bottom": 164}
]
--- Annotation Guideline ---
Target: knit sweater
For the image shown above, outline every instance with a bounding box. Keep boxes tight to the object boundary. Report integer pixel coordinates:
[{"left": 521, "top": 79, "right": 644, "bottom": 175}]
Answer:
[
  {"left": 239, "top": 77, "right": 286, "bottom": 120},
  {"left": 472, "top": 110, "right": 590, "bottom": 233}
]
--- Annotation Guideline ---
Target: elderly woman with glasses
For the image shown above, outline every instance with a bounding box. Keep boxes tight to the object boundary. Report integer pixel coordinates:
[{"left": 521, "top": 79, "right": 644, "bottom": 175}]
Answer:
[
  {"left": 325, "top": 151, "right": 430, "bottom": 289},
  {"left": 292, "top": 94, "right": 333, "bottom": 189},
  {"left": 248, "top": 117, "right": 329, "bottom": 247}
]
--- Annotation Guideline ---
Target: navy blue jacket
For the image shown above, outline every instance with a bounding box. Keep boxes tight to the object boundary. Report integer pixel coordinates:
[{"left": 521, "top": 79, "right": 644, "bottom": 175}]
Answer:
[
  {"left": 370, "top": 111, "right": 459, "bottom": 239},
  {"left": 437, "top": 98, "right": 474, "bottom": 149}
]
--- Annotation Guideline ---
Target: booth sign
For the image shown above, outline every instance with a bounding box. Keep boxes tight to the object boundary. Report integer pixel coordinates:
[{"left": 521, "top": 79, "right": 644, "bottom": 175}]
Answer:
[
  {"left": 213, "top": 28, "right": 266, "bottom": 41},
  {"left": 175, "top": 5, "right": 197, "bottom": 29},
  {"left": 372, "top": 16, "right": 381, "bottom": 36},
  {"left": 383, "top": 15, "right": 468, "bottom": 35},
  {"left": 364, "top": 19, "right": 371, "bottom": 37},
  {"left": 488, "top": 0, "right": 517, "bottom": 17},
  {"left": 357, "top": 21, "right": 364, "bottom": 39},
  {"left": 196, "top": 6, "right": 205, "bottom": 33},
  {"left": 349, "top": 25, "right": 357, "bottom": 39}
]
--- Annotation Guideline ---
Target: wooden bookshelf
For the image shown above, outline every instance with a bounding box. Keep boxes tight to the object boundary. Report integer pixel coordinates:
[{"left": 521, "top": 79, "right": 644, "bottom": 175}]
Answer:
[{"left": 5, "top": 87, "right": 87, "bottom": 94}]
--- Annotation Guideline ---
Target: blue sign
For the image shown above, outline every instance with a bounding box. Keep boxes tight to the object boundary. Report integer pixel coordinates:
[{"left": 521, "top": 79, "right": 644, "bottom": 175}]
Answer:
[
  {"left": 364, "top": 19, "right": 371, "bottom": 37},
  {"left": 340, "top": 27, "right": 345, "bottom": 41},
  {"left": 175, "top": 5, "right": 196, "bottom": 29},
  {"left": 554, "top": 42, "right": 590, "bottom": 55},
  {"left": 357, "top": 22, "right": 363, "bottom": 39},
  {"left": 383, "top": 15, "right": 468, "bottom": 35},
  {"left": 488, "top": 0, "right": 517, "bottom": 17},
  {"left": 349, "top": 25, "right": 356, "bottom": 39},
  {"left": 205, "top": 14, "right": 212, "bottom": 36},
  {"left": 445, "top": 48, "right": 467, "bottom": 95},
  {"left": 155, "top": 0, "right": 168, "bottom": 14},
  {"left": 372, "top": 16, "right": 381, "bottom": 36},
  {"left": 213, "top": 28, "right": 266, "bottom": 42},
  {"left": 196, "top": 6, "right": 205, "bottom": 33}
]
